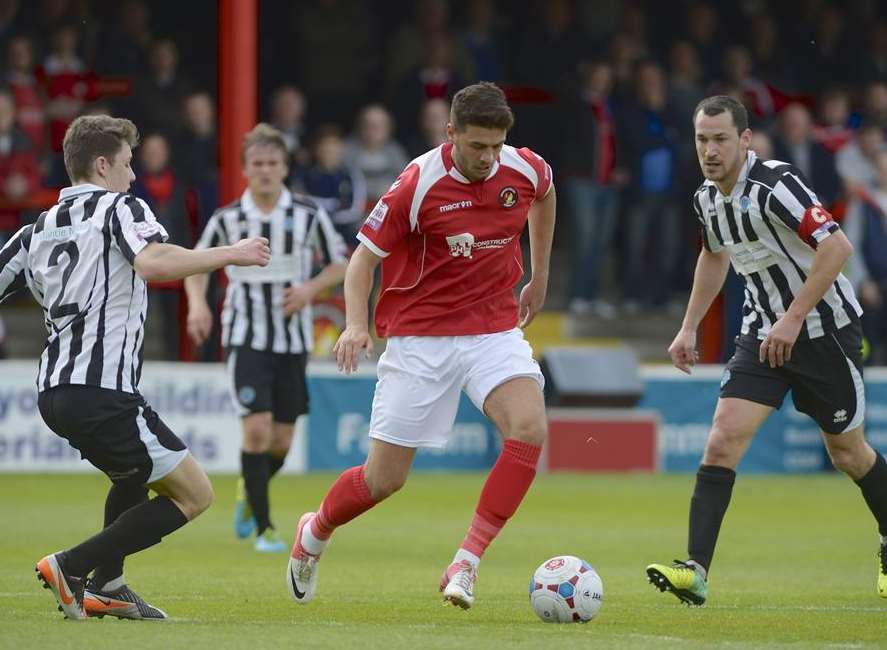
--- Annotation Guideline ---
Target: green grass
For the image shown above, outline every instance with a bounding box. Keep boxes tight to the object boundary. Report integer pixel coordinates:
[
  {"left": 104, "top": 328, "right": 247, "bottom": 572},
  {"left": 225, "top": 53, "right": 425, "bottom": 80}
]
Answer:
[{"left": 1, "top": 472, "right": 884, "bottom": 649}]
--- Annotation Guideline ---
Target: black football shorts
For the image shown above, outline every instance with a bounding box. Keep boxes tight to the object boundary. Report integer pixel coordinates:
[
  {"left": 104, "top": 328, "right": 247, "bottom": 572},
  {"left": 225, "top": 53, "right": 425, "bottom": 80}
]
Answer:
[
  {"left": 720, "top": 321, "right": 865, "bottom": 434},
  {"left": 38, "top": 384, "right": 188, "bottom": 485},
  {"left": 226, "top": 346, "right": 309, "bottom": 424}
]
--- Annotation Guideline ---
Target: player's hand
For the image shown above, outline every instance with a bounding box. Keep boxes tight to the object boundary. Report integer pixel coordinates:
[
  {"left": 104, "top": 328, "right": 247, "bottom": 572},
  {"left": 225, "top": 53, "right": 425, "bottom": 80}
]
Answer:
[
  {"left": 186, "top": 300, "right": 213, "bottom": 346},
  {"left": 860, "top": 280, "right": 883, "bottom": 308},
  {"left": 333, "top": 325, "right": 374, "bottom": 374},
  {"left": 230, "top": 237, "right": 271, "bottom": 267},
  {"left": 668, "top": 328, "right": 698, "bottom": 374},
  {"left": 283, "top": 284, "right": 314, "bottom": 317},
  {"left": 518, "top": 278, "right": 547, "bottom": 328},
  {"left": 759, "top": 315, "right": 803, "bottom": 368}
]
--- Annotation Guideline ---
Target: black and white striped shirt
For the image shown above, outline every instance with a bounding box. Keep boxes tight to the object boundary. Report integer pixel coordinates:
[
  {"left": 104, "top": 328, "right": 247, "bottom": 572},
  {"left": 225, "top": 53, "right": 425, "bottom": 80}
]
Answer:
[
  {"left": 695, "top": 150, "right": 862, "bottom": 340},
  {"left": 196, "top": 188, "right": 346, "bottom": 354},
  {"left": 0, "top": 183, "right": 168, "bottom": 393}
]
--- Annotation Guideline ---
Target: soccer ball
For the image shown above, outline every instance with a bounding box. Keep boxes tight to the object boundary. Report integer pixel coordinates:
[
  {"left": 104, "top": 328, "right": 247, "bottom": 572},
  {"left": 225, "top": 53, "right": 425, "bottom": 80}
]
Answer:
[{"left": 529, "top": 555, "right": 603, "bottom": 623}]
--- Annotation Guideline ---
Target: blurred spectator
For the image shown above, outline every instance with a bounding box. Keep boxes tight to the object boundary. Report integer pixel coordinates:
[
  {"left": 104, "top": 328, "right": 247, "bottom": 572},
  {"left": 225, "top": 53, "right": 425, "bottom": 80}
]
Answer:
[
  {"left": 854, "top": 20, "right": 887, "bottom": 85},
  {"left": 130, "top": 38, "right": 191, "bottom": 135},
  {"left": 836, "top": 121, "right": 886, "bottom": 198},
  {"left": 683, "top": 1, "right": 723, "bottom": 84},
  {"left": 176, "top": 91, "right": 218, "bottom": 225},
  {"left": 813, "top": 87, "right": 855, "bottom": 153},
  {"left": 132, "top": 132, "right": 188, "bottom": 360},
  {"left": 95, "top": 0, "right": 151, "bottom": 76},
  {"left": 386, "top": 0, "right": 474, "bottom": 93},
  {"left": 668, "top": 40, "right": 706, "bottom": 295},
  {"left": 771, "top": 103, "right": 840, "bottom": 207},
  {"left": 407, "top": 97, "right": 449, "bottom": 158},
  {"left": 844, "top": 150, "right": 887, "bottom": 365},
  {"left": 293, "top": 124, "right": 367, "bottom": 246},
  {"left": 42, "top": 23, "right": 98, "bottom": 185},
  {"left": 6, "top": 34, "right": 46, "bottom": 154},
  {"left": 748, "top": 14, "right": 795, "bottom": 93},
  {"left": 618, "top": 60, "right": 681, "bottom": 311},
  {"left": 863, "top": 81, "right": 887, "bottom": 131},
  {"left": 749, "top": 130, "right": 773, "bottom": 160},
  {"left": 0, "top": 0, "right": 21, "bottom": 44},
  {"left": 269, "top": 85, "right": 309, "bottom": 178},
  {"left": 800, "top": 4, "right": 854, "bottom": 93},
  {"left": 0, "top": 313, "right": 6, "bottom": 358},
  {"left": 293, "top": 0, "right": 379, "bottom": 125},
  {"left": 561, "top": 60, "right": 625, "bottom": 318},
  {"left": 0, "top": 89, "right": 40, "bottom": 234},
  {"left": 607, "top": 32, "right": 645, "bottom": 104},
  {"left": 459, "top": 0, "right": 504, "bottom": 82},
  {"left": 343, "top": 104, "right": 408, "bottom": 204},
  {"left": 512, "top": 0, "right": 582, "bottom": 92},
  {"left": 392, "top": 32, "right": 466, "bottom": 144},
  {"left": 717, "top": 45, "right": 777, "bottom": 122}
]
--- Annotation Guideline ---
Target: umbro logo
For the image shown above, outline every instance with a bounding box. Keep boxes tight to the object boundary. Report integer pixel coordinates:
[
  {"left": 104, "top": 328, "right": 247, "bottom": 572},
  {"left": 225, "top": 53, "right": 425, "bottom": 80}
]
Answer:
[{"left": 833, "top": 409, "right": 847, "bottom": 423}]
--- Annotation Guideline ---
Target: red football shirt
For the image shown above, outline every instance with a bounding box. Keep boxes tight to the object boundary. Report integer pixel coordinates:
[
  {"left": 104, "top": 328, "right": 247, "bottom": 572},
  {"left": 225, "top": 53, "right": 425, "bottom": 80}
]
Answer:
[{"left": 357, "top": 142, "right": 553, "bottom": 337}]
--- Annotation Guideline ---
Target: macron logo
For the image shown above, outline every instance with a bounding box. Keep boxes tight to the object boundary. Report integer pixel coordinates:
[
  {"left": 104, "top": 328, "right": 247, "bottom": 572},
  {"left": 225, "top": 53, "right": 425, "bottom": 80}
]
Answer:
[{"left": 439, "top": 200, "right": 473, "bottom": 214}]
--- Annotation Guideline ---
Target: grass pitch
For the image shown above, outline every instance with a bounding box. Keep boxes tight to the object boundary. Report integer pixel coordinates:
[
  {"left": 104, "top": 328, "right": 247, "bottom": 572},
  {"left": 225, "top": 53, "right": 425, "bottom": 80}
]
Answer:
[{"left": 1, "top": 471, "right": 884, "bottom": 649}]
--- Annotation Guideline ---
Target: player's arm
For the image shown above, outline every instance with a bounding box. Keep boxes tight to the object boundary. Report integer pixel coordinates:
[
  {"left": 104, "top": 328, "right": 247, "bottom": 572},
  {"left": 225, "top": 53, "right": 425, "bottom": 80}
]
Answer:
[
  {"left": 283, "top": 206, "right": 348, "bottom": 317},
  {"left": 183, "top": 213, "right": 229, "bottom": 345},
  {"left": 520, "top": 184, "right": 556, "bottom": 327},
  {"left": 669, "top": 247, "right": 732, "bottom": 374},
  {"left": 759, "top": 176, "right": 850, "bottom": 367},
  {"left": 0, "top": 225, "right": 31, "bottom": 305},
  {"left": 135, "top": 239, "right": 270, "bottom": 283},
  {"left": 333, "top": 243, "right": 381, "bottom": 373},
  {"left": 760, "top": 230, "right": 853, "bottom": 367}
]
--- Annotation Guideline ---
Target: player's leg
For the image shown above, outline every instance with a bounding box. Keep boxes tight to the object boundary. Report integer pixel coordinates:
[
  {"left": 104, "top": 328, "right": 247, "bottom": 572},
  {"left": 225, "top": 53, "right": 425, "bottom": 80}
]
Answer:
[
  {"left": 36, "top": 387, "right": 203, "bottom": 620},
  {"left": 287, "top": 336, "right": 459, "bottom": 604},
  {"left": 443, "top": 329, "right": 546, "bottom": 609},
  {"left": 268, "top": 421, "right": 294, "bottom": 479},
  {"left": 795, "top": 320, "right": 886, "bottom": 595},
  {"left": 88, "top": 482, "right": 149, "bottom": 591},
  {"left": 228, "top": 347, "right": 277, "bottom": 543},
  {"left": 826, "top": 425, "right": 887, "bottom": 597},
  {"left": 646, "top": 396, "right": 772, "bottom": 605},
  {"left": 647, "top": 333, "right": 787, "bottom": 605}
]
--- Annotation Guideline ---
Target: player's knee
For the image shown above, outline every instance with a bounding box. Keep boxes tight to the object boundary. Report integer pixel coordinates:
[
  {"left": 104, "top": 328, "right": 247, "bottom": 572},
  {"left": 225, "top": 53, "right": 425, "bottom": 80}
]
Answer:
[
  {"left": 242, "top": 425, "right": 272, "bottom": 453},
  {"left": 826, "top": 444, "right": 868, "bottom": 477},
  {"left": 182, "top": 475, "right": 214, "bottom": 520},
  {"left": 365, "top": 471, "right": 408, "bottom": 501},
  {"left": 704, "top": 422, "right": 747, "bottom": 466},
  {"left": 506, "top": 418, "right": 547, "bottom": 447}
]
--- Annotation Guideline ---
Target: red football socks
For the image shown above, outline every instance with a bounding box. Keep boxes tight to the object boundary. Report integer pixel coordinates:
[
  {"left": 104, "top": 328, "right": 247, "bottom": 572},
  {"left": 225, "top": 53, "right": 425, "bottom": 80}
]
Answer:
[
  {"left": 460, "top": 439, "right": 541, "bottom": 557},
  {"left": 312, "top": 465, "right": 377, "bottom": 540}
]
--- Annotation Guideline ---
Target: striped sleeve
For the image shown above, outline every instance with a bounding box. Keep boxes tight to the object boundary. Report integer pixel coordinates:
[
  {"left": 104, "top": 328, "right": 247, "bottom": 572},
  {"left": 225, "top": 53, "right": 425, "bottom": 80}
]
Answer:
[
  {"left": 195, "top": 211, "right": 228, "bottom": 249},
  {"left": 765, "top": 169, "right": 839, "bottom": 248},
  {"left": 112, "top": 195, "right": 169, "bottom": 264},
  {"left": 309, "top": 206, "right": 348, "bottom": 265},
  {"left": 693, "top": 193, "right": 721, "bottom": 252},
  {"left": 0, "top": 225, "right": 31, "bottom": 303}
]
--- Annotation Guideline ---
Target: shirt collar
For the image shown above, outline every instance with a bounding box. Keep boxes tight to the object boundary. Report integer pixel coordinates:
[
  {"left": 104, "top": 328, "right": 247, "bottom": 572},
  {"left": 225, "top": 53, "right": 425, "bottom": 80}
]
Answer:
[
  {"left": 241, "top": 186, "right": 291, "bottom": 215},
  {"left": 442, "top": 142, "right": 500, "bottom": 185},
  {"left": 59, "top": 183, "right": 107, "bottom": 201},
  {"left": 705, "top": 150, "right": 757, "bottom": 199}
]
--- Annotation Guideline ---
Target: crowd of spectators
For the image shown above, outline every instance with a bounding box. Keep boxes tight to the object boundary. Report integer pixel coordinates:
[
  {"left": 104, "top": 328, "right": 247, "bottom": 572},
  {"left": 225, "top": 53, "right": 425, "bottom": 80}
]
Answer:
[{"left": 2, "top": 0, "right": 887, "bottom": 363}]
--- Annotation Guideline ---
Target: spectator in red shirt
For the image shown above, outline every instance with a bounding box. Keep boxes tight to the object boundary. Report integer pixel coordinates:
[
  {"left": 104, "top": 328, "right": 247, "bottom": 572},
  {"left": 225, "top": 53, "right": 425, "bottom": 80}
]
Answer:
[
  {"left": 5, "top": 34, "right": 46, "bottom": 154},
  {"left": 0, "top": 89, "right": 40, "bottom": 236}
]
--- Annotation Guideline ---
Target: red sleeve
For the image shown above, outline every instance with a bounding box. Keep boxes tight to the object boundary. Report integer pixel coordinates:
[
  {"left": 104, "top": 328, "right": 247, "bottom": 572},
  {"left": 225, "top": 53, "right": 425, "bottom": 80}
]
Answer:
[
  {"left": 517, "top": 147, "right": 553, "bottom": 200},
  {"left": 356, "top": 163, "right": 420, "bottom": 257}
]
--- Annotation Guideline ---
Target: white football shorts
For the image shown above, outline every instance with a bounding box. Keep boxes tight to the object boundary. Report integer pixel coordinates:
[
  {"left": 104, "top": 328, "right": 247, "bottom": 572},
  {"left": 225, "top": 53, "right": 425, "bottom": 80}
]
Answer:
[{"left": 368, "top": 327, "right": 544, "bottom": 448}]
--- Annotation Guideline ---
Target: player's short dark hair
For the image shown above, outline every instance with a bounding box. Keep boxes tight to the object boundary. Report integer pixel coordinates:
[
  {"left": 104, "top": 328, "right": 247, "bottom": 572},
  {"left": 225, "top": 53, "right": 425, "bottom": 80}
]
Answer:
[
  {"left": 63, "top": 115, "right": 139, "bottom": 182},
  {"left": 450, "top": 82, "right": 514, "bottom": 132},
  {"left": 693, "top": 95, "right": 749, "bottom": 135},
  {"left": 241, "top": 122, "right": 288, "bottom": 162}
]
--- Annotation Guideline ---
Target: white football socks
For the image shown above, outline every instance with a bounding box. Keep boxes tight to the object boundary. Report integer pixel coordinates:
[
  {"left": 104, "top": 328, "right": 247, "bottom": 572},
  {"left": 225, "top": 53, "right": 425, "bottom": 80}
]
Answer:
[
  {"left": 300, "top": 517, "right": 329, "bottom": 556},
  {"left": 453, "top": 549, "right": 480, "bottom": 569}
]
